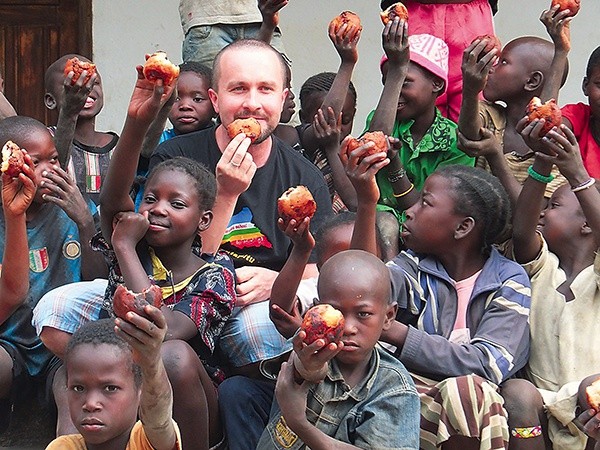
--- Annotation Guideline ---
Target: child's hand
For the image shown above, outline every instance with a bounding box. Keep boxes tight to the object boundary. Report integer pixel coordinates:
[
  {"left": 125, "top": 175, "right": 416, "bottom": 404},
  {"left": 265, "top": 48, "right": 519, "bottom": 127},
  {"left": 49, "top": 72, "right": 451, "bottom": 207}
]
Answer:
[
  {"left": 112, "top": 211, "right": 150, "bottom": 250},
  {"left": 328, "top": 18, "right": 360, "bottom": 64},
  {"left": 457, "top": 128, "right": 503, "bottom": 160},
  {"left": 517, "top": 116, "right": 555, "bottom": 156},
  {"left": 313, "top": 107, "right": 341, "bottom": 152},
  {"left": 461, "top": 38, "right": 498, "bottom": 96},
  {"left": 538, "top": 125, "right": 588, "bottom": 182},
  {"left": 39, "top": 165, "right": 91, "bottom": 225},
  {"left": 382, "top": 18, "right": 409, "bottom": 69},
  {"left": 127, "top": 63, "right": 177, "bottom": 126},
  {"left": 61, "top": 70, "right": 98, "bottom": 119},
  {"left": 574, "top": 407, "right": 600, "bottom": 443},
  {"left": 215, "top": 133, "right": 257, "bottom": 199},
  {"left": 1, "top": 151, "right": 35, "bottom": 217},
  {"left": 258, "top": 0, "right": 288, "bottom": 29},
  {"left": 540, "top": 4, "right": 572, "bottom": 53},
  {"left": 339, "top": 135, "right": 388, "bottom": 205},
  {"left": 114, "top": 303, "right": 167, "bottom": 369},
  {"left": 275, "top": 359, "right": 310, "bottom": 428},
  {"left": 292, "top": 328, "right": 342, "bottom": 383},
  {"left": 270, "top": 303, "right": 302, "bottom": 339},
  {"left": 277, "top": 215, "right": 315, "bottom": 253}
]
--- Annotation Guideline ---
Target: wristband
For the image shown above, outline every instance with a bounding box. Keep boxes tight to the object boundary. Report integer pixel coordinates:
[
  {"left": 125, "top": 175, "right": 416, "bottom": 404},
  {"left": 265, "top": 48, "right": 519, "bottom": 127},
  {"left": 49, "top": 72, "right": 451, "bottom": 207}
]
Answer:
[
  {"left": 527, "top": 165, "right": 555, "bottom": 184},
  {"left": 571, "top": 178, "right": 596, "bottom": 192},
  {"left": 393, "top": 183, "right": 414, "bottom": 198},
  {"left": 387, "top": 167, "right": 406, "bottom": 183},
  {"left": 511, "top": 426, "right": 542, "bottom": 439}
]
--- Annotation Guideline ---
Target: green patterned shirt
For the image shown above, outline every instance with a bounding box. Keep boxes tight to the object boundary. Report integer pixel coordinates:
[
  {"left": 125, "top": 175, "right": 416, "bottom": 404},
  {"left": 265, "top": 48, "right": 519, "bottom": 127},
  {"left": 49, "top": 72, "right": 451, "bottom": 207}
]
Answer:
[{"left": 364, "top": 108, "right": 475, "bottom": 222}]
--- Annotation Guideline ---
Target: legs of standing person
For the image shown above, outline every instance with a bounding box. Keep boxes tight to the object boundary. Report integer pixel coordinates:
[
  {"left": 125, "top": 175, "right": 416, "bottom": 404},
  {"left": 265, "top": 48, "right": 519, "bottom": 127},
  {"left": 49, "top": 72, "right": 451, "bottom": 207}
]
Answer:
[
  {"left": 501, "top": 378, "right": 549, "bottom": 450},
  {"left": 182, "top": 23, "right": 287, "bottom": 66},
  {"left": 161, "top": 339, "right": 220, "bottom": 450},
  {"left": 218, "top": 375, "right": 275, "bottom": 450}
]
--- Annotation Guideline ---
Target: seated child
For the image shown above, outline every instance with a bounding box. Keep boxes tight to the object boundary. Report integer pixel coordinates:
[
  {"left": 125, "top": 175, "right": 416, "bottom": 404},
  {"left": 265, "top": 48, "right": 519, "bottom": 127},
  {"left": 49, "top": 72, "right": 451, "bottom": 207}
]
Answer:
[
  {"left": 257, "top": 249, "right": 420, "bottom": 450},
  {"left": 561, "top": 45, "right": 600, "bottom": 178},
  {"left": 0, "top": 115, "right": 103, "bottom": 429},
  {"left": 342, "top": 139, "right": 531, "bottom": 450},
  {"left": 500, "top": 122, "right": 600, "bottom": 450},
  {"left": 141, "top": 61, "right": 216, "bottom": 161},
  {"left": 297, "top": 73, "right": 358, "bottom": 211},
  {"left": 458, "top": 6, "right": 570, "bottom": 203},
  {"left": 367, "top": 22, "right": 475, "bottom": 224},
  {"left": 44, "top": 54, "right": 119, "bottom": 206},
  {"left": 36, "top": 63, "right": 236, "bottom": 450},
  {"left": 46, "top": 315, "right": 181, "bottom": 450}
]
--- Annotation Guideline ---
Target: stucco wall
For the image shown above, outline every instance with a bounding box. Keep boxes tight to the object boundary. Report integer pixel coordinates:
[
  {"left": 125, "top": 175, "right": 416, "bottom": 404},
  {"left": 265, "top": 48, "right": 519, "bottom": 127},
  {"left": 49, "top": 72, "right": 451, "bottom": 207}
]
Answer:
[{"left": 93, "top": 0, "right": 600, "bottom": 134}]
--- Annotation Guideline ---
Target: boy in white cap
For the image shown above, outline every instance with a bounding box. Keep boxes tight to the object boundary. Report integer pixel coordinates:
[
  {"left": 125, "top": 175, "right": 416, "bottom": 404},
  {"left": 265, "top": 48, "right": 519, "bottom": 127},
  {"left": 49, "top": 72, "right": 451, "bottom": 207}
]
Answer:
[{"left": 363, "top": 19, "right": 475, "bottom": 223}]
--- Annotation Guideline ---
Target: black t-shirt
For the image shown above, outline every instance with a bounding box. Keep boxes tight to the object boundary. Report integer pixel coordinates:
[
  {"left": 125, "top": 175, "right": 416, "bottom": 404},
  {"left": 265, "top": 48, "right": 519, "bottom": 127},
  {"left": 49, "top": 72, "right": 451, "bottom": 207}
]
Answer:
[{"left": 150, "top": 126, "right": 333, "bottom": 271}]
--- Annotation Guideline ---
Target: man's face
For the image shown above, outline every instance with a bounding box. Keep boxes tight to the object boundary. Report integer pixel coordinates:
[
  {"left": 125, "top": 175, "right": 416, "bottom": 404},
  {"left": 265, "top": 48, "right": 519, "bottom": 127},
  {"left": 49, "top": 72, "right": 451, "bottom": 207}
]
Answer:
[{"left": 209, "top": 47, "right": 288, "bottom": 144}]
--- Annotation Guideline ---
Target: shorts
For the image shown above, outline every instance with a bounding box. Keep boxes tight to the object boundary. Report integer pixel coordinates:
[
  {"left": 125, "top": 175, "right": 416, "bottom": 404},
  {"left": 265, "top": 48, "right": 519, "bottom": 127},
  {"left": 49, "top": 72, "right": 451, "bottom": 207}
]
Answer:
[
  {"left": 182, "top": 23, "right": 287, "bottom": 67},
  {"left": 32, "top": 279, "right": 108, "bottom": 335},
  {"left": 218, "top": 301, "right": 290, "bottom": 367}
]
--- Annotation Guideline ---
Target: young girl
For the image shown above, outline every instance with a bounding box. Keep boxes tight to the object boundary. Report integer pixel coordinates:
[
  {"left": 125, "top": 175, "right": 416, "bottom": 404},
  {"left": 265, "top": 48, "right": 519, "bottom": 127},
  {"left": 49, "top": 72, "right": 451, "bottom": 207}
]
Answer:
[
  {"left": 342, "top": 141, "right": 531, "bottom": 450},
  {"left": 380, "top": 0, "right": 497, "bottom": 122},
  {"left": 499, "top": 122, "right": 600, "bottom": 450},
  {"left": 561, "top": 45, "right": 600, "bottom": 178},
  {"left": 96, "top": 63, "right": 236, "bottom": 450}
]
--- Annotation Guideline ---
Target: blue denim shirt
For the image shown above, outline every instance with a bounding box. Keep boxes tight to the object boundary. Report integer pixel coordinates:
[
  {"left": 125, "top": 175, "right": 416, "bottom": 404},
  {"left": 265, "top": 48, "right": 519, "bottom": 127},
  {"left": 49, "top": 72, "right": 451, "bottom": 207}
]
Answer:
[{"left": 257, "top": 345, "right": 420, "bottom": 450}]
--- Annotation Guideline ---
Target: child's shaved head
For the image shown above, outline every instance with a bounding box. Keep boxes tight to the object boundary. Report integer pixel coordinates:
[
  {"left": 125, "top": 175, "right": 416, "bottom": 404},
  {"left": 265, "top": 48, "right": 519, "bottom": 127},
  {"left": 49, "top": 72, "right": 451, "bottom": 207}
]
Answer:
[{"left": 318, "top": 250, "right": 392, "bottom": 305}]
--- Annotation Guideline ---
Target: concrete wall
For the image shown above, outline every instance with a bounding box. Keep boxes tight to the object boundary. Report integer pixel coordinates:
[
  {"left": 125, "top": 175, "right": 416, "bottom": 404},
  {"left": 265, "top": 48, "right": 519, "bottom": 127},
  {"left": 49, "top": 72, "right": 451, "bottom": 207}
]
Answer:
[{"left": 93, "top": 0, "right": 600, "bottom": 134}]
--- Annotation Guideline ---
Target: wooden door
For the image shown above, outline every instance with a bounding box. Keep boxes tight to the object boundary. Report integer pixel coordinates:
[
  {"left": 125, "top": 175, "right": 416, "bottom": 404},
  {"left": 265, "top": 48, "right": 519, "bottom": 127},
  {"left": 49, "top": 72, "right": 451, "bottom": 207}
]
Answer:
[{"left": 0, "top": 0, "right": 92, "bottom": 124}]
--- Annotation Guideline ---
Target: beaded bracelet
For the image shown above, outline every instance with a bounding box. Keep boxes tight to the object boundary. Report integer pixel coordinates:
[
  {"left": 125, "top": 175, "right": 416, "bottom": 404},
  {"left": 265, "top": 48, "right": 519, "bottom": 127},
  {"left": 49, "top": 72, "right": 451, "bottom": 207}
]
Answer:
[
  {"left": 571, "top": 178, "right": 596, "bottom": 192},
  {"left": 527, "top": 165, "right": 555, "bottom": 184},
  {"left": 393, "top": 183, "right": 414, "bottom": 198},
  {"left": 387, "top": 167, "right": 406, "bottom": 183}
]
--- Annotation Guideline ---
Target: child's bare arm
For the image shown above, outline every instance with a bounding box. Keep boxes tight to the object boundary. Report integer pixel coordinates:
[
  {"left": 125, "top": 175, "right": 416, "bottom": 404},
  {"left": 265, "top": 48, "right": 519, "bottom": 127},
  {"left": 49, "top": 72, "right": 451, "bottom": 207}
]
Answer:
[
  {"left": 368, "top": 18, "right": 409, "bottom": 135},
  {"left": 539, "top": 5, "right": 571, "bottom": 103},
  {"left": 274, "top": 360, "right": 361, "bottom": 450},
  {"left": 339, "top": 137, "right": 389, "bottom": 254},
  {"left": 512, "top": 119, "right": 552, "bottom": 263},
  {"left": 270, "top": 217, "right": 314, "bottom": 322},
  {"left": 54, "top": 71, "right": 98, "bottom": 168},
  {"left": 313, "top": 107, "right": 357, "bottom": 210},
  {"left": 539, "top": 126, "right": 600, "bottom": 245},
  {"left": 0, "top": 92, "right": 16, "bottom": 121},
  {"left": 99, "top": 64, "right": 176, "bottom": 245},
  {"left": 457, "top": 129, "right": 522, "bottom": 208},
  {"left": 257, "top": 0, "right": 288, "bottom": 44},
  {"left": 385, "top": 137, "right": 420, "bottom": 210},
  {"left": 0, "top": 157, "right": 35, "bottom": 324},
  {"left": 302, "top": 21, "right": 361, "bottom": 153},
  {"left": 115, "top": 305, "right": 177, "bottom": 450},
  {"left": 141, "top": 89, "right": 176, "bottom": 159},
  {"left": 458, "top": 39, "right": 497, "bottom": 140}
]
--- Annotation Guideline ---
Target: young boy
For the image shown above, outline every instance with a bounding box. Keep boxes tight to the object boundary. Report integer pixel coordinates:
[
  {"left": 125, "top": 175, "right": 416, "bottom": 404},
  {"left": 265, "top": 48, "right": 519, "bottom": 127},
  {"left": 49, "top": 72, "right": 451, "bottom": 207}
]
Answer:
[
  {"left": 0, "top": 116, "right": 104, "bottom": 429},
  {"left": 257, "top": 249, "right": 420, "bottom": 449},
  {"left": 367, "top": 21, "right": 475, "bottom": 223},
  {"left": 500, "top": 122, "right": 600, "bottom": 450},
  {"left": 46, "top": 312, "right": 181, "bottom": 450},
  {"left": 141, "top": 61, "right": 216, "bottom": 160},
  {"left": 458, "top": 6, "right": 570, "bottom": 204},
  {"left": 44, "top": 54, "right": 118, "bottom": 206}
]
